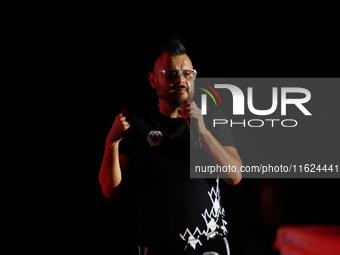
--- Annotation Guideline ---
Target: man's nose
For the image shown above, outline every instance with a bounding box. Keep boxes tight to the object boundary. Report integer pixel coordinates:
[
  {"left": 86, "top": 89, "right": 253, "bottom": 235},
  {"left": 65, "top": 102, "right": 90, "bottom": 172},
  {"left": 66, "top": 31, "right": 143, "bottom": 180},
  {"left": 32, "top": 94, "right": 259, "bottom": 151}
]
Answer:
[{"left": 174, "top": 72, "right": 185, "bottom": 83}]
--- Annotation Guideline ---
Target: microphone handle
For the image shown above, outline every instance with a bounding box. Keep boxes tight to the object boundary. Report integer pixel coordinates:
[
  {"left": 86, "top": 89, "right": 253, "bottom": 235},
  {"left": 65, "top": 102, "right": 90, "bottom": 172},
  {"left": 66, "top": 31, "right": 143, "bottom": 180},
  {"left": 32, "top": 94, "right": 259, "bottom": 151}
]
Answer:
[
  {"left": 181, "top": 100, "right": 202, "bottom": 148},
  {"left": 186, "top": 117, "right": 202, "bottom": 149}
]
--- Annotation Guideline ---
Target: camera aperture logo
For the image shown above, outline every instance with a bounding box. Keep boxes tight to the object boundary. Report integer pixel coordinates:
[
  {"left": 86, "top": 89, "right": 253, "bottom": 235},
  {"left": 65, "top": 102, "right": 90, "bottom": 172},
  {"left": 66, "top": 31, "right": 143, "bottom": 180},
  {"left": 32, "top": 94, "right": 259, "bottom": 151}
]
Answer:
[{"left": 197, "top": 82, "right": 312, "bottom": 128}]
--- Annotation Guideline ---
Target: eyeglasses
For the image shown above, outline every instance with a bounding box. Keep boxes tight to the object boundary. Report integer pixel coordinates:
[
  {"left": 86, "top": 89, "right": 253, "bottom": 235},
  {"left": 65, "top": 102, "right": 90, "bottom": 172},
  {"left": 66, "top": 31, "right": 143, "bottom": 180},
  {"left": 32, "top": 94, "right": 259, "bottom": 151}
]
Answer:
[{"left": 155, "top": 69, "right": 197, "bottom": 81}]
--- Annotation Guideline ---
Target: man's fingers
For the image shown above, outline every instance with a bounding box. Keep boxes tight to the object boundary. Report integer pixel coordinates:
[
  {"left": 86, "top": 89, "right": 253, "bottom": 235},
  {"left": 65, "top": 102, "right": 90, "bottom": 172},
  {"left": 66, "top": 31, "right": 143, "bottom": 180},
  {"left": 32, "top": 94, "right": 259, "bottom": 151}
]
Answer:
[
  {"left": 122, "top": 109, "right": 135, "bottom": 123},
  {"left": 121, "top": 120, "right": 129, "bottom": 126},
  {"left": 107, "top": 110, "right": 135, "bottom": 144},
  {"left": 118, "top": 109, "right": 135, "bottom": 125},
  {"left": 181, "top": 101, "right": 202, "bottom": 120},
  {"left": 123, "top": 123, "right": 130, "bottom": 131}
]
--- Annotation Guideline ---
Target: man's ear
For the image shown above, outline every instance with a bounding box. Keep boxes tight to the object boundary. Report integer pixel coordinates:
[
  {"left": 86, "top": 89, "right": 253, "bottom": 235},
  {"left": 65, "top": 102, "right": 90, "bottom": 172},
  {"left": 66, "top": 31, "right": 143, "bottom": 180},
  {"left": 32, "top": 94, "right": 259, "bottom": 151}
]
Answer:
[{"left": 148, "top": 72, "right": 157, "bottom": 89}]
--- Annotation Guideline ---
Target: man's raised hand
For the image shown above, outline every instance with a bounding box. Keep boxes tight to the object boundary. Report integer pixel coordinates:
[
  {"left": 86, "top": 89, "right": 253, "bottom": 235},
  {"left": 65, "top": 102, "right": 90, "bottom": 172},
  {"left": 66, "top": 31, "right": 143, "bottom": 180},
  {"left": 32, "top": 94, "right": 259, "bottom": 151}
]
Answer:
[{"left": 106, "top": 110, "right": 133, "bottom": 145}]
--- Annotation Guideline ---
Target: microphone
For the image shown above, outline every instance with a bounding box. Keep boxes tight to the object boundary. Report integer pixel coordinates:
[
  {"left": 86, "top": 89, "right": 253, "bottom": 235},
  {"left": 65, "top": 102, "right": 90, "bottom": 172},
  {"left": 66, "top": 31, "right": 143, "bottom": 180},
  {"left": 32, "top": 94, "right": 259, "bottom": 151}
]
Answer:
[{"left": 181, "top": 100, "right": 202, "bottom": 148}]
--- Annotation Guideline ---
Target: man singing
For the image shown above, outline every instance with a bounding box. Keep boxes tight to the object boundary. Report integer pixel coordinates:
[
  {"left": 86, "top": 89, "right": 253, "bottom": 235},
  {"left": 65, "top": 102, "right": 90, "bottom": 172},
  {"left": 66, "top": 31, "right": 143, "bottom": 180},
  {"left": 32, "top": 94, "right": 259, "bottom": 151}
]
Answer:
[{"left": 99, "top": 38, "right": 242, "bottom": 255}]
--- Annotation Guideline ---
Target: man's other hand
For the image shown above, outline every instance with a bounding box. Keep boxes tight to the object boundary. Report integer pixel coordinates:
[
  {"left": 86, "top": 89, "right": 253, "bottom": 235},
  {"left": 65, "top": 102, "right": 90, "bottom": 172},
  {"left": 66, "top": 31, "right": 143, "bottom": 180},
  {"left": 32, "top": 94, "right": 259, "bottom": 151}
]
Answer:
[{"left": 106, "top": 110, "right": 133, "bottom": 145}]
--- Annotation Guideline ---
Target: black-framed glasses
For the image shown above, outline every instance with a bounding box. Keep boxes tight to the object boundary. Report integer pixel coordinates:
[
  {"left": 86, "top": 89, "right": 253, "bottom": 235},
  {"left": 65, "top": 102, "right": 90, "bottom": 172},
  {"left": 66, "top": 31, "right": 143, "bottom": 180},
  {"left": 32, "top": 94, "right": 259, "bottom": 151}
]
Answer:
[{"left": 155, "top": 69, "right": 197, "bottom": 81}]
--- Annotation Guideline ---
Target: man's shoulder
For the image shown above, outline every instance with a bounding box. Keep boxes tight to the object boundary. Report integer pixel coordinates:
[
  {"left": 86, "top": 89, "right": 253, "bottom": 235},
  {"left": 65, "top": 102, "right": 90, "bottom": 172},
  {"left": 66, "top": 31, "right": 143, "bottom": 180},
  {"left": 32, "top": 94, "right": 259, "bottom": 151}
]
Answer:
[{"left": 129, "top": 105, "right": 160, "bottom": 118}]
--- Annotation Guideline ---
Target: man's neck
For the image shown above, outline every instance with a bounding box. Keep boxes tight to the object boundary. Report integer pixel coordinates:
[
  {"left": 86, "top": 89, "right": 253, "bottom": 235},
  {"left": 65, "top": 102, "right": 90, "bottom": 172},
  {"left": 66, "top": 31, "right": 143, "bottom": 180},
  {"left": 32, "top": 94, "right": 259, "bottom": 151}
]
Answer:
[{"left": 158, "top": 101, "right": 182, "bottom": 118}]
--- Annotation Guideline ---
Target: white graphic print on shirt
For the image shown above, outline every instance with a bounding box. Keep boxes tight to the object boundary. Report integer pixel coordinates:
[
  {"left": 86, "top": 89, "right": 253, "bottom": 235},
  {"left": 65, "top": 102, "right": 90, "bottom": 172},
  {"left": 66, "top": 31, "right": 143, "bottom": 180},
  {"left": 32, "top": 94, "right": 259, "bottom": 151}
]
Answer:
[{"left": 179, "top": 177, "right": 228, "bottom": 250}]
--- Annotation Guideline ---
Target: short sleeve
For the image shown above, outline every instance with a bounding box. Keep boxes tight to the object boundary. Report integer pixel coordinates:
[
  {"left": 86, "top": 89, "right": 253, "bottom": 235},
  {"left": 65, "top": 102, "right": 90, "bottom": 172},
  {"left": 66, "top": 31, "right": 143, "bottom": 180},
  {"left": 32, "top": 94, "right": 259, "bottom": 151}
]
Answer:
[{"left": 204, "top": 107, "right": 236, "bottom": 148}]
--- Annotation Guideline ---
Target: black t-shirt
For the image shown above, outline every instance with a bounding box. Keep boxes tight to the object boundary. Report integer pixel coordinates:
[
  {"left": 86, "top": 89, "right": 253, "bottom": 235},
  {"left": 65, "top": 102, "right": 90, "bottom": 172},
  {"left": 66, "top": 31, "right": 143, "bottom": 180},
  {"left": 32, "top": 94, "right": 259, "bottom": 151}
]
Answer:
[{"left": 119, "top": 106, "right": 235, "bottom": 252}]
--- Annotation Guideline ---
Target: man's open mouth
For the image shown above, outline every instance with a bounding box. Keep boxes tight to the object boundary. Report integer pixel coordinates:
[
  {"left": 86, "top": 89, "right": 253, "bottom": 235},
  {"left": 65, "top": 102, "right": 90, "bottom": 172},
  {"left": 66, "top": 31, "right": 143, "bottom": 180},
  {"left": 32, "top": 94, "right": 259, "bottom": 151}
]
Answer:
[{"left": 172, "top": 86, "right": 188, "bottom": 93}]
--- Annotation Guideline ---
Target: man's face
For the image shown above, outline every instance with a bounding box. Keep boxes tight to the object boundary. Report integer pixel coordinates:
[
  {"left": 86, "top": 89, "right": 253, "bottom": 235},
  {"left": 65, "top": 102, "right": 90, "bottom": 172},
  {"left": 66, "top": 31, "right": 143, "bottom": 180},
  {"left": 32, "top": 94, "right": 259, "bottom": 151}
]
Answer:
[{"left": 150, "top": 52, "right": 194, "bottom": 106}]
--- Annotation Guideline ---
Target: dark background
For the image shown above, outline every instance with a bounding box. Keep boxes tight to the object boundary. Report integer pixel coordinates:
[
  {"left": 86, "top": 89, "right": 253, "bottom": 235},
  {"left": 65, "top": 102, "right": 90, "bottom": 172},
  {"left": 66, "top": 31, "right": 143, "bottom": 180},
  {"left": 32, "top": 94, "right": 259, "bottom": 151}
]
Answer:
[{"left": 6, "top": 2, "right": 339, "bottom": 254}]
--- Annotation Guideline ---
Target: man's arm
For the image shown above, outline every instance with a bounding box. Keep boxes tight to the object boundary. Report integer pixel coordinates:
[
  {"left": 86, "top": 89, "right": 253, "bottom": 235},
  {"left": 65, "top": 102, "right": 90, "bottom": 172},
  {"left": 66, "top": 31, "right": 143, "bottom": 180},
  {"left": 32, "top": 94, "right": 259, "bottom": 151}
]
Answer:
[
  {"left": 181, "top": 102, "right": 242, "bottom": 185},
  {"left": 98, "top": 111, "right": 132, "bottom": 199},
  {"left": 199, "top": 131, "right": 242, "bottom": 185}
]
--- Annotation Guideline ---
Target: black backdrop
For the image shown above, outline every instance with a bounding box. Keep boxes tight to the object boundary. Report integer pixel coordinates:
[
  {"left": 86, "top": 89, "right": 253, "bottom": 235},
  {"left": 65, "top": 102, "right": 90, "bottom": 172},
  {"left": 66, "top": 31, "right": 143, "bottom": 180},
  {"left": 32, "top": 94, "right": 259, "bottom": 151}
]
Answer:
[{"left": 6, "top": 2, "right": 339, "bottom": 254}]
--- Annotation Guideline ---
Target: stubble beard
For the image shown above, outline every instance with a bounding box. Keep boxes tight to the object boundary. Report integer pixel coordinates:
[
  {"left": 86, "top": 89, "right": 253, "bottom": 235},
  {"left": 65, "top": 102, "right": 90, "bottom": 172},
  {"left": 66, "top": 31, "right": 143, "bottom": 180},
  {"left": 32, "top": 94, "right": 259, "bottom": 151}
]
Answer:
[
  {"left": 156, "top": 78, "right": 195, "bottom": 106},
  {"left": 170, "top": 91, "right": 191, "bottom": 106}
]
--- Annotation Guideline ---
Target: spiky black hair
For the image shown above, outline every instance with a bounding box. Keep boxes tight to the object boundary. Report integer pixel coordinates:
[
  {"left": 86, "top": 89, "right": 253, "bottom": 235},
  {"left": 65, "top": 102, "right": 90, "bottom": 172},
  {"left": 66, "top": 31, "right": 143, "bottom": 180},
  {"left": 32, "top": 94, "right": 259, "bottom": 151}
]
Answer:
[{"left": 158, "top": 37, "right": 186, "bottom": 57}]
